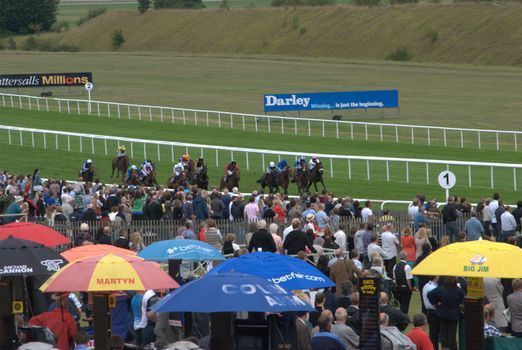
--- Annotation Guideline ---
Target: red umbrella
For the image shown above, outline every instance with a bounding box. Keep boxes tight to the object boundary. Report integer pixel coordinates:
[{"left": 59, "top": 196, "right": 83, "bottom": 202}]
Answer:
[{"left": 0, "top": 222, "right": 71, "bottom": 247}]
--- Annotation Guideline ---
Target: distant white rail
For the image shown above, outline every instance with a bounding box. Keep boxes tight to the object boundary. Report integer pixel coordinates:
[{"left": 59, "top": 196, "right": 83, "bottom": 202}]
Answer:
[
  {"left": 1, "top": 92, "right": 521, "bottom": 151},
  {"left": 1, "top": 124, "right": 521, "bottom": 191}
]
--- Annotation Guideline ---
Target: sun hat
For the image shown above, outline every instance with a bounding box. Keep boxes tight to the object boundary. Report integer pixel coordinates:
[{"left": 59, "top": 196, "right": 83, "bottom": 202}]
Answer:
[{"left": 306, "top": 213, "right": 315, "bottom": 222}]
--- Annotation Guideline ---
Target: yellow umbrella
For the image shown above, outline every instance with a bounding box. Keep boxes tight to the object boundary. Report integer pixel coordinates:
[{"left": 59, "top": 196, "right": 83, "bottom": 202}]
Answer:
[{"left": 411, "top": 240, "right": 522, "bottom": 278}]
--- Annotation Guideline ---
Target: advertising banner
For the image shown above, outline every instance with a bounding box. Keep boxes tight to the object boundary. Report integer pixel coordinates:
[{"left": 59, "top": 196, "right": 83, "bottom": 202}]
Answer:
[
  {"left": 263, "top": 90, "right": 399, "bottom": 112},
  {"left": 0, "top": 72, "right": 93, "bottom": 88}
]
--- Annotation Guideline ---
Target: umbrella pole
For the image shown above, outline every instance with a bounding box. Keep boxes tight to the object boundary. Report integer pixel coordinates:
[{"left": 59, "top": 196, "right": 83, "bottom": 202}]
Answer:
[
  {"left": 211, "top": 312, "right": 233, "bottom": 349},
  {"left": 92, "top": 293, "right": 111, "bottom": 350}
]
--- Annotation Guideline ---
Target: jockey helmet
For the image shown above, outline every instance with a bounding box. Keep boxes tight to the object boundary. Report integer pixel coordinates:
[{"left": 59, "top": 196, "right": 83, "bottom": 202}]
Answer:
[
  {"left": 269, "top": 162, "right": 275, "bottom": 168},
  {"left": 87, "top": 159, "right": 92, "bottom": 164},
  {"left": 118, "top": 145, "right": 126, "bottom": 152},
  {"left": 131, "top": 165, "right": 137, "bottom": 170},
  {"left": 182, "top": 154, "right": 190, "bottom": 161},
  {"left": 312, "top": 154, "right": 317, "bottom": 160}
]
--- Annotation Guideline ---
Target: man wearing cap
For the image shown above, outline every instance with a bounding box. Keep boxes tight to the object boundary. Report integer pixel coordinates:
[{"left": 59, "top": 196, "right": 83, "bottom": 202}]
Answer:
[{"left": 3, "top": 195, "right": 23, "bottom": 223}]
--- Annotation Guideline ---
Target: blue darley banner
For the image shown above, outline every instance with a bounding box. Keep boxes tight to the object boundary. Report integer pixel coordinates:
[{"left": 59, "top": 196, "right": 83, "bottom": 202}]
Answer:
[{"left": 263, "top": 90, "right": 399, "bottom": 112}]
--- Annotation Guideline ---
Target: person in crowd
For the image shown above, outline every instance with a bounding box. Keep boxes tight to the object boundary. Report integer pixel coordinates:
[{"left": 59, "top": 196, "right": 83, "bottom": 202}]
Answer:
[
  {"left": 381, "top": 223, "right": 399, "bottom": 276},
  {"left": 309, "top": 292, "right": 326, "bottom": 328},
  {"left": 296, "top": 311, "right": 312, "bottom": 350},
  {"left": 129, "top": 231, "right": 146, "bottom": 252},
  {"left": 393, "top": 250, "right": 414, "bottom": 315},
  {"left": 500, "top": 205, "right": 517, "bottom": 242},
  {"left": 346, "top": 291, "right": 361, "bottom": 334},
  {"left": 441, "top": 196, "right": 459, "bottom": 242},
  {"left": 243, "top": 196, "right": 259, "bottom": 222},
  {"left": 310, "top": 314, "right": 345, "bottom": 350},
  {"left": 427, "top": 276, "right": 465, "bottom": 349},
  {"left": 464, "top": 210, "right": 484, "bottom": 241},
  {"left": 329, "top": 248, "right": 361, "bottom": 297},
  {"left": 508, "top": 278, "right": 522, "bottom": 338},
  {"left": 248, "top": 220, "right": 277, "bottom": 252},
  {"left": 73, "top": 330, "right": 90, "bottom": 350},
  {"left": 332, "top": 307, "right": 359, "bottom": 350},
  {"left": 407, "top": 313, "right": 434, "bottom": 350},
  {"left": 361, "top": 200, "right": 373, "bottom": 222},
  {"left": 283, "top": 218, "right": 316, "bottom": 255},
  {"left": 380, "top": 312, "right": 417, "bottom": 349},
  {"left": 379, "top": 292, "right": 410, "bottom": 332},
  {"left": 413, "top": 206, "right": 430, "bottom": 232},
  {"left": 114, "top": 229, "right": 130, "bottom": 249},
  {"left": 484, "top": 277, "right": 508, "bottom": 332},
  {"left": 4, "top": 195, "right": 24, "bottom": 223},
  {"left": 353, "top": 223, "right": 366, "bottom": 259},
  {"left": 422, "top": 275, "right": 440, "bottom": 349},
  {"left": 204, "top": 218, "right": 222, "bottom": 250},
  {"left": 29, "top": 292, "right": 78, "bottom": 350},
  {"left": 488, "top": 193, "right": 500, "bottom": 236},
  {"left": 367, "top": 233, "right": 384, "bottom": 261},
  {"left": 222, "top": 233, "right": 240, "bottom": 255},
  {"left": 97, "top": 226, "right": 112, "bottom": 245},
  {"left": 415, "top": 227, "right": 431, "bottom": 259},
  {"left": 484, "top": 304, "right": 502, "bottom": 338}
]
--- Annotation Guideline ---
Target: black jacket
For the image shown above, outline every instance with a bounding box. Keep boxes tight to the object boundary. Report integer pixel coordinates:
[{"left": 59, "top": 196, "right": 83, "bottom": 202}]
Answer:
[
  {"left": 380, "top": 304, "right": 410, "bottom": 331},
  {"left": 114, "top": 237, "right": 130, "bottom": 249},
  {"left": 441, "top": 203, "right": 458, "bottom": 223},
  {"left": 248, "top": 229, "right": 277, "bottom": 253},
  {"left": 97, "top": 234, "right": 112, "bottom": 245},
  {"left": 283, "top": 229, "right": 316, "bottom": 255},
  {"left": 427, "top": 285, "right": 465, "bottom": 321}
]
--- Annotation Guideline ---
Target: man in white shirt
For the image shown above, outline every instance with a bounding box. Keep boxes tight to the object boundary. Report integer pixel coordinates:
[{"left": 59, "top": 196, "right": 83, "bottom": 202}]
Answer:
[
  {"left": 361, "top": 201, "right": 373, "bottom": 223},
  {"left": 367, "top": 233, "right": 384, "bottom": 260},
  {"left": 381, "top": 223, "right": 399, "bottom": 276},
  {"left": 488, "top": 193, "right": 500, "bottom": 235},
  {"left": 333, "top": 223, "right": 347, "bottom": 251},
  {"left": 408, "top": 199, "right": 420, "bottom": 219},
  {"left": 422, "top": 276, "right": 440, "bottom": 349},
  {"left": 283, "top": 221, "right": 296, "bottom": 243},
  {"left": 500, "top": 206, "right": 517, "bottom": 242}
]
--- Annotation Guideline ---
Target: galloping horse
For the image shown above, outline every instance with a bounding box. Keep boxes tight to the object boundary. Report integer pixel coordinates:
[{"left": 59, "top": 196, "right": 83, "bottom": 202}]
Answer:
[
  {"left": 81, "top": 167, "right": 95, "bottom": 182},
  {"left": 168, "top": 172, "right": 188, "bottom": 189},
  {"left": 111, "top": 156, "right": 129, "bottom": 182},
  {"left": 258, "top": 172, "right": 279, "bottom": 194},
  {"left": 192, "top": 164, "right": 209, "bottom": 190},
  {"left": 220, "top": 170, "right": 240, "bottom": 191},
  {"left": 142, "top": 169, "right": 158, "bottom": 187},
  {"left": 278, "top": 166, "right": 292, "bottom": 195},
  {"left": 126, "top": 172, "right": 140, "bottom": 186},
  {"left": 292, "top": 165, "right": 309, "bottom": 195},
  {"left": 309, "top": 161, "right": 326, "bottom": 192}
]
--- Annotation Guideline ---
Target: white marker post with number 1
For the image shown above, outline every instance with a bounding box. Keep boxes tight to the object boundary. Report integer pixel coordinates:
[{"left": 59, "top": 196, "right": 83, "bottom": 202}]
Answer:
[
  {"left": 85, "top": 82, "right": 94, "bottom": 115},
  {"left": 438, "top": 170, "right": 456, "bottom": 201}
]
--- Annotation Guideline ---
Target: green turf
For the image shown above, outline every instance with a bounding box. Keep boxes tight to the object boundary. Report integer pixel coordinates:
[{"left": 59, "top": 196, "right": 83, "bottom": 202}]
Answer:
[
  {"left": 1, "top": 107, "right": 521, "bottom": 203},
  {"left": 0, "top": 51, "right": 520, "bottom": 132}
]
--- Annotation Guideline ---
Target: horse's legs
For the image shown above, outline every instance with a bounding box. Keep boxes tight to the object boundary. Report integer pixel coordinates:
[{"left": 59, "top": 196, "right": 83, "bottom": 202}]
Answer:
[
  {"left": 111, "top": 166, "right": 115, "bottom": 178},
  {"left": 320, "top": 179, "right": 327, "bottom": 191}
]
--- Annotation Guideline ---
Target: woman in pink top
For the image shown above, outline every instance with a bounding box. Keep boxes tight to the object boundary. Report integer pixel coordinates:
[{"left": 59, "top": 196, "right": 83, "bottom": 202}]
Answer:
[{"left": 401, "top": 226, "right": 416, "bottom": 266}]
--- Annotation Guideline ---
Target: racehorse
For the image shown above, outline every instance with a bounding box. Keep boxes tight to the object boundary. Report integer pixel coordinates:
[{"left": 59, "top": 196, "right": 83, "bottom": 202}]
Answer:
[
  {"left": 309, "top": 161, "right": 326, "bottom": 192},
  {"left": 220, "top": 170, "right": 240, "bottom": 191},
  {"left": 278, "top": 166, "right": 292, "bottom": 195},
  {"left": 292, "top": 164, "right": 309, "bottom": 195},
  {"left": 185, "top": 159, "right": 196, "bottom": 179},
  {"left": 126, "top": 172, "right": 140, "bottom": 186},
  {"left": 142, "top": 169, "right": 158, "bottom": 187},
  {"left": 192, "top": 164, "right": 209, "bottom": 190},
  {"left": 111, "top": 156, "right": 129, "bottom": 182},
  {"left": 81, "top": 167, "right": 95, "bottom": 182},
  {"left": 258, "top": 172, "right": 278, "bottom": 194},
  {"left": 168, "top": 172, "right": 188, "bottom": 189}
]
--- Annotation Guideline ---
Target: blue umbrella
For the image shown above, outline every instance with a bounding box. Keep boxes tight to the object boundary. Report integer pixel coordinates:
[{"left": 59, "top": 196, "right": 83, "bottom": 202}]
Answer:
[
  {"left": 138, "top": 239, "right": 225, "bottom": 262},
  {"left": 207, "top": 252, "right": 335, "bottom": 291},
  {"left": 152, "top": 272, "right": 315, "bottom": 313}
]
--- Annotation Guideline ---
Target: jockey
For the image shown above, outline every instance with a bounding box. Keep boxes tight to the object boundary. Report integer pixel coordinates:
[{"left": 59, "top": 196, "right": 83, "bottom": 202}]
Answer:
[
  {"left": 173, "top": 157, "right": 185, "bottom": 181},
  {"left": 278, "top": 159, "right": 289, "bottom": 171},
  {"left": 117, "top": 145, "right": 127, "bottom": 158},
  {"left": 140, "top": 160, "right": 153, "bottom": 177},
  {"left": 127, "top": 165, "right": 138, "bottom": 179},
  {"left": 267, "top": 161, "right": 280, "bottom": 174},
  {"left": 224, "top": 161, "right": 238, "bottom": 182},
  {"left": 309, "top": 154, "right": 320, "bottom": 171},
  {"left": 294, "top": 156, "right": 307, "bottom": 175},
  {"left": 80, "top": 159, "right": 93, "bottom": 176}
]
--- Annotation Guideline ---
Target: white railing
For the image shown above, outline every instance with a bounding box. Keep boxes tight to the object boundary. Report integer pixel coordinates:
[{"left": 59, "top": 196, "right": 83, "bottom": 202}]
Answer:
[
  {"left": 1, "top": 92, "right": 521, "bottom": 151},
  {"left": 1, "top": 124, "right": 521, "bottom": 191}
]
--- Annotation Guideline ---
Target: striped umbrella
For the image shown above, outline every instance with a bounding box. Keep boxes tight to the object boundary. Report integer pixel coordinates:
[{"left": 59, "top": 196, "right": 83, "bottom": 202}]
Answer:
[
  {"left": 61, "top": 244, "right": 136, "bottom": 262},
  {"left": 39, "top": 253, "right": 179, "bottom": 292}
]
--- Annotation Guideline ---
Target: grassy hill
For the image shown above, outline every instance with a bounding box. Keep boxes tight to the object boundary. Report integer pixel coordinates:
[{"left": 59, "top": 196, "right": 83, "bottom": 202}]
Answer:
[{"left": 42, "top": 3, "right": 522, "bottom": 66}]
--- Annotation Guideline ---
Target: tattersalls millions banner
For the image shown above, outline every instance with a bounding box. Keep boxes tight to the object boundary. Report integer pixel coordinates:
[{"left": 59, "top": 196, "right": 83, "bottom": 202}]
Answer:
[{"left": 0, "top": 72, "right": 93, "bottom": 88}]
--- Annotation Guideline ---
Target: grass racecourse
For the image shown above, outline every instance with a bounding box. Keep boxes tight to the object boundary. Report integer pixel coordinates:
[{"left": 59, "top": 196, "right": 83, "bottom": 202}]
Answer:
[{"left": 1, "top": 51, "right": 522, "bottom": 202}]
